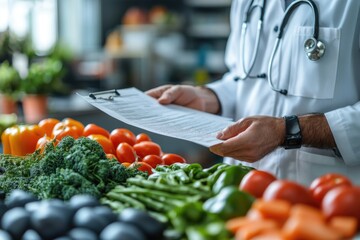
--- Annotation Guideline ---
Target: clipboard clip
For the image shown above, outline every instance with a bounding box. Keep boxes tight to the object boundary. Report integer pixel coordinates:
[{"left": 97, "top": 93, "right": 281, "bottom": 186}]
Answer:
[{"left": 89, "top": 89, "right": 120, "bottom": 101}]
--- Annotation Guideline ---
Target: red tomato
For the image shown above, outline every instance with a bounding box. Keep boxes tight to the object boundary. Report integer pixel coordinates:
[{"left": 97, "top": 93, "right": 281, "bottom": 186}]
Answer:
[
  {"left": 83, "top": 123, "right": 110, "bottom": 138},
  {"left": 142, "top": 155, "right": 163, "bottom": 168},
  {"left": 133, "top": 141, "right": 161, "bottom": 159},
  {"left": 52, "top": 123, "right": 82, "bottom": 141},
  {"left": 110, "top": 128, "right": 136, "bottom": 147},
  {"left": 309, "top": 173, "right": 352, "bottom": 205},
  {"left": 61, "top": 118, "right": 84, "bottom": 135},
  {"left": 87, "top": 134, "right": 115, "bottom": 154},
  {"left": 322, "top": 186, "right": 360, "bottom": 225},
  {"left": 161, "top": 153, "right": 186, "bottom": 165},
  {"left": 106, "top": 153, "right": 117, "bottom": 160},
  {"left": 263, "top": 180, "right": 317, "bottom": 207},
  {"left": 239, "top": 170, "right": 277, "bottom": 198},
  {"left": 131, "top": 162, "right": 153, "bottom": 175},
  {"left": 135, "top": 133, "right": 152, "bottom": 143},
  {"left": 38, "top": 118, "right": 60, "bottom": 137},
  {"left": 122, "top": 162, "right": 131, "bottom": 168},
  {"left": 116, "top": 142, "right": 137, "bottom": 164},
  {"left": 36, "top": 135, "right": 55, "bottom": 153}
]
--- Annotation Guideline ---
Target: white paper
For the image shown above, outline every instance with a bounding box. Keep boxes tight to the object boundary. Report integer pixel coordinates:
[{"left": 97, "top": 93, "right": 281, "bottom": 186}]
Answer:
[{"left": 78, "top": 88, "right": 234, "bottom": 147}]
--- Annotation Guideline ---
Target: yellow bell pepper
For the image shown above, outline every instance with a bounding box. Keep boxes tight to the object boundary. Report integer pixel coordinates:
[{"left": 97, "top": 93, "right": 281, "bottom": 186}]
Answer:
[{"left": 1, "top": 124, "right": 45, "bottom": 156}]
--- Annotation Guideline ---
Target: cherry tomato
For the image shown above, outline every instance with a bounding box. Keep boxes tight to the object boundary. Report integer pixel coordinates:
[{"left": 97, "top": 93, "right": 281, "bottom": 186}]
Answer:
[
  {"left": 133, "top": 141, "right": 161, "bottom": 159},
  {"left": 52, "top": 123, "right": 82, "bottom": 141},
  {"left": 106, "top": 153, "right": 117, "bottom": 160},
  {"left": 142, "top": 155, "right": 163, "bottom": 168},
  {"left": 322, "top": 186, "right": 360, "bottom": 224},
  {"left": 309, "top": 173, "right": 352, "bottom": 205},
  {"left": 262, "top": 180, "right": 317, "bottom": 207},
  {"left": 122, "top": 162, "right": 131, "bottom": 168},
  {"left": 116, "top": 142, "right": 137, "bottom": 164},
  {"left": 36, "top": 135, "right": 54, "bottom": 153},
  {"left": 87, "top": 134, "right": 115, "bottom": 154},
  {"left": 38, "top": 118, "right": 60, "bottom": 136},
  {"left": 110, "top": 128, "right": 136, "bottom": 147},
  {"left": 161, "top": 153, "right": 186, "bottom": 165},
  {"left": 131, "top": 162, "right": 153, "bottom": 175},
  {"left": 62, "top": 118, "right": 84, "bottom": 136},
  {"left": 83, "top": 123, "right": 110, "bottom": 138},
  {"left": 239, "top": 170, "right": 277, "bottom": 198},
  {"left": 135, "top": 133, "right": 152, "bottom": 143}
]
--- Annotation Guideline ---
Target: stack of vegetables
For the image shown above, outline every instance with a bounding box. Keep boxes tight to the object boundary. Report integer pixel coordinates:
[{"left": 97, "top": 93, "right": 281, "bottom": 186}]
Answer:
[{"left": 2, "top": 117, "right": 359, "bottom": 239}]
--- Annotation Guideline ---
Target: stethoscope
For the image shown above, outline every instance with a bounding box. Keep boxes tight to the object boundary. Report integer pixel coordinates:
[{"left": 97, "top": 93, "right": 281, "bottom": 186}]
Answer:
[{"left": 235, "top": 0, "right": 326, "bottom": 95}]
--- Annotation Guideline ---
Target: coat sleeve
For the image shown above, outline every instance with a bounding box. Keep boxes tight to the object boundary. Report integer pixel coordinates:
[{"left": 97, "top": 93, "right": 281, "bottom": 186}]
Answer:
[{"left": 325, "top": 101, "right": 360, "bottom": 166}]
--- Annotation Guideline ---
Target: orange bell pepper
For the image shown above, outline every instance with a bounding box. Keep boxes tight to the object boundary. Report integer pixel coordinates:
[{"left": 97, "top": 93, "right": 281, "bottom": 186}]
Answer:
[{"left": 1, "top": 124, "right": 45, "bottom": 156}]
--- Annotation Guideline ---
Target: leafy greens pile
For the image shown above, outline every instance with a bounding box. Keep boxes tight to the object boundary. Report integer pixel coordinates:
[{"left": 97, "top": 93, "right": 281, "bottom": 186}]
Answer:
[{"left": 0, "top": 136, "right": 144, "bottom": 200}]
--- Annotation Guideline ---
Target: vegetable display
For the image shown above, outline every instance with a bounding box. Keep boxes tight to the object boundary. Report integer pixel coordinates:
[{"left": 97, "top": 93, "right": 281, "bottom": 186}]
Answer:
[{"left": 1, "top": 117, "right": 360, "bottom": 239}]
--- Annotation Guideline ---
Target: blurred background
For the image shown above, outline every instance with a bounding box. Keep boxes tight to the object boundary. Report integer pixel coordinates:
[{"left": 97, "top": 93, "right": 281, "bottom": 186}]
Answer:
[{"left": 0, "top": 0, "right": 232, "bottom": 166}]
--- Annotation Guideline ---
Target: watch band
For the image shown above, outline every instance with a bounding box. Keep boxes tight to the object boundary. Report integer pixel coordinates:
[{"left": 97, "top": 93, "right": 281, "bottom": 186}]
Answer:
[{"left": 283, "top": 115, "right": 302, "bottom": 149}]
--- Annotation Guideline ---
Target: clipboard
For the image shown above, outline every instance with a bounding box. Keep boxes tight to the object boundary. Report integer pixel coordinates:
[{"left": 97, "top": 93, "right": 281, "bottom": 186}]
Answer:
[
  {"left": 88, "top": 89, "right": 121, "bottom": 100},
  {"left": 78, "top": 87, "right": 233, "bottom": 148}
]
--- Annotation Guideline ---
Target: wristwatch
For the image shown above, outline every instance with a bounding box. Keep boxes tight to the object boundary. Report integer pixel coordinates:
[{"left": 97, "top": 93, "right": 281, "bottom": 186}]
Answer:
[{"left": 283, "top": 115, "right": 302, "bottom": 149}]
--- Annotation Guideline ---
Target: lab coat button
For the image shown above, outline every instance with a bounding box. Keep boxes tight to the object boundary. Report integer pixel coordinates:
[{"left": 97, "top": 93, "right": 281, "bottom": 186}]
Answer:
[{"left": 273, "top": 25, "right": 279, "bottom": 32}]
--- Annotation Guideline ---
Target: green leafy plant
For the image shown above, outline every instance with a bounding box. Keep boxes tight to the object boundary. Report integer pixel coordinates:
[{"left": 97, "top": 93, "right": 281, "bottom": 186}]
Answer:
[
  {"left": 22, "top": 58, "right": 64, "bottom": 95},
  {"left": 0, "top": 61, "right": 21, "bottom": 97}
]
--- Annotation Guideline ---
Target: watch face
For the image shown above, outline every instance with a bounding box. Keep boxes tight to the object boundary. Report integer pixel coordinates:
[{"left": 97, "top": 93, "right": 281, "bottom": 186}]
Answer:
[{"left": 284, "top": 115, "right": 302, "bottom": 149}]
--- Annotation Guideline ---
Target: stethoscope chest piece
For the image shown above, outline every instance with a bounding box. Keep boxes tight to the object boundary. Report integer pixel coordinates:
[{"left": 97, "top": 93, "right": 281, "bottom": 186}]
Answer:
[{"left": 304, "top": 37, "right": 325, "bottom": 61}]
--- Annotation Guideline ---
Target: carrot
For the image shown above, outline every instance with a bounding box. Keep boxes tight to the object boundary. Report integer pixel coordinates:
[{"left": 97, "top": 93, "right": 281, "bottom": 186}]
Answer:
[
  {"left": 328, "top": 216, "right": 357, "bottom": 239},
  {"left": 226, "top": 217, "right": 256, "bottom": 234},
  {"left": 282, "top": 217, "right": 341, "bottom": 240},
  {"left": 252, "top": 199, "right": 291, "bottom": 223},
  {"left": 246, "top": 208, "right": 266, "bottom": 220},
  {"left": 250, "top": 229, "right": 289, "bottom": 240},
  {"left": 290, "top": 204, "right": 325, "bottom": 222},
  {"left": 234, "top": 219, "right": 279, "bottom": 240}
]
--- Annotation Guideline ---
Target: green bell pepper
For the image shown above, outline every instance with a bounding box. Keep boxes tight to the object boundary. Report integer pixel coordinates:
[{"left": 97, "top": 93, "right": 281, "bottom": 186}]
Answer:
[{"left": 203, "top": 186, "right": 254, "bottom": 220}]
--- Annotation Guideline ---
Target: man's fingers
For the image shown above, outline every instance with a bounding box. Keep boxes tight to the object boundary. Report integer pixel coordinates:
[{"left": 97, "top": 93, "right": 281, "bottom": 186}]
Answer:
[
  {"left": 145, "top": 85, "right": 172, "bottom": 99},
  {"left": 158, "top": 86, "right": 182, "bottom": 104}
]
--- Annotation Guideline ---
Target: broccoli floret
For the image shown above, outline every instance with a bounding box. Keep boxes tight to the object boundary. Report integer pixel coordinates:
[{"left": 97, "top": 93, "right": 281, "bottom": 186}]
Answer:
[{"left": 30, "top": 168, "right": 101, "bottom": 200}]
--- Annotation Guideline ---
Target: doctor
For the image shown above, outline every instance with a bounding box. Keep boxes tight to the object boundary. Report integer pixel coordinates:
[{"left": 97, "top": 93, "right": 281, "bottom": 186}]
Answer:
[{"left": 146, "top": 0, "right": 360, "bottom": 186}]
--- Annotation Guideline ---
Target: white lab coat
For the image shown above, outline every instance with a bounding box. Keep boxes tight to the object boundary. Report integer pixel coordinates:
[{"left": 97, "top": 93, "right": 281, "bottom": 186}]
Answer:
[{"left": 207, "top": 0, "right": 360, "bottom": 186}]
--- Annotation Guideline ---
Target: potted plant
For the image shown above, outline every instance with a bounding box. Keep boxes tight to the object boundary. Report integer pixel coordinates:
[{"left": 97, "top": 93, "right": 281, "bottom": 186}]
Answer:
[
  {"left": 21, "top": 58, "right": 64, "bottom": 123},
  {"left": 0, "top": 61, "right": 21, "bottom": 114}
]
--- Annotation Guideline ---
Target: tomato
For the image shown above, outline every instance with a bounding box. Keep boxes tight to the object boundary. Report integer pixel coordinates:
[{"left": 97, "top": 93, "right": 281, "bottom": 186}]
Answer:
[
  {"left": 161, "top": 153, "right": 186, "bottom": 165},
  {"left": 110, "top": 128, "right": 136, "bottom": 147},
  {"left": 239, "top": 170, "right": 277, "bottom": 198},
  {"left": 87, "top": 134, "right": 115, "bottom": 154},
  {"left": 131, "top": 162, "right": 153, "bottom": 175},
  {"left": 38, "top": 118, "right": 60, "bottom": 136},
  {"left": 106, "top": 153, "right": 117, "bottom": 160},
  {"left": 62, "top": 118, "right": 84, "bottom": 135},
  {"left": 52, "top": 123, "right": 82, "bottom": 141},
  {"left": 135, "top": 133, "right": 152, "bottom": 143},
  {"left": 309, "top": 173, "right": 352, "bottom": 205},
  {"left": 83, "top": 123, "right": 110, "bottom": 138},
  {"left": 322, "top": 186, "right": 360, "bottom": 225},
  {"left": 36, "top": 135, "right": 55, "bottom": 153},
  {"left": 133, "top": 141, "right": 161, "bottom": 159},
  {"left": 122, "top": 162, "right": 131, "bottom": 168},
  {"left": 262, "top": 180, "right": 317, "bottom": 207},
  {"left": 142, "top": 155, "right": 163, "bottom": 168},
  {"left": 116, "top": 142, "right": 137, "bottom": 164}
]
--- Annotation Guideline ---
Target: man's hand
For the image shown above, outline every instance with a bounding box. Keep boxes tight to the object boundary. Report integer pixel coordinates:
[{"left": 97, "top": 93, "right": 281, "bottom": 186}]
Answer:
[
  {"left": 210, "top": 116, "right": 285, "bottom": 162},
  {"left": 146, "top": 84, "right": 220, "bottom": 114}
]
